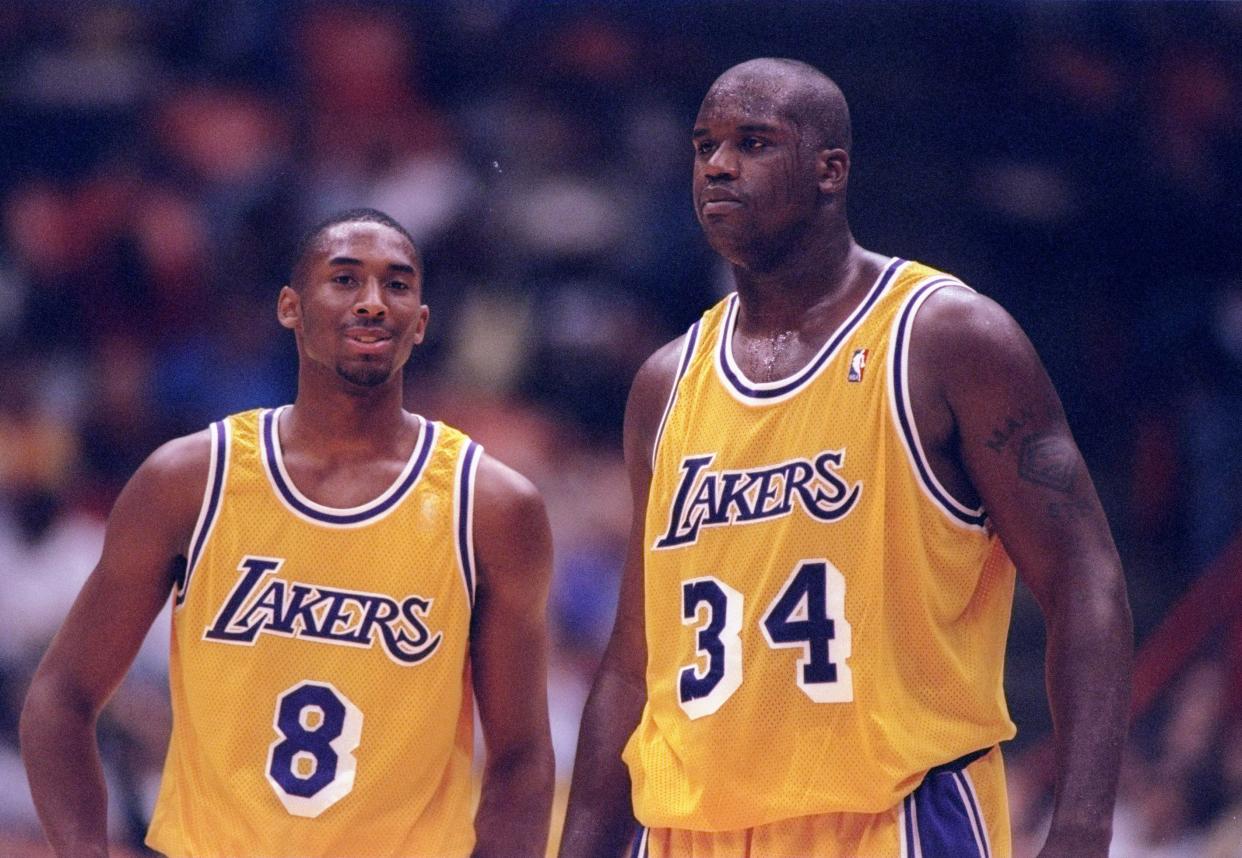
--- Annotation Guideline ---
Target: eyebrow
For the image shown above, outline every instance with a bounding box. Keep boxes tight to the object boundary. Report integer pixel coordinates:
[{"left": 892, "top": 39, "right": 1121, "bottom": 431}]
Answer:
[
  {"left": 692, "top": 122, "right": 782, "bottom": 138},
  {"left": 328, "top": 256, "right": 417, "bottom": 275}
]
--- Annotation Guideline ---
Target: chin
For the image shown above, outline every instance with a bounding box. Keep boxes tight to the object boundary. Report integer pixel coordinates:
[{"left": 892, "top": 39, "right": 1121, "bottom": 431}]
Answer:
[
  {"left": 336, "top": 362, "right": 394, "bottom": 388},
  {"left": 706, "top": 234, "right": 756, "bottom": 268}
]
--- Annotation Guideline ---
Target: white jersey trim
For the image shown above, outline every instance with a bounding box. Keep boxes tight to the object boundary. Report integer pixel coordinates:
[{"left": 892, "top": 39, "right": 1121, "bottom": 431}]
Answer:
[
  {"left": 453, "top": 440, "right": 483, "bottom": 607},
  {"left": 260, "top": 405, "right": 435, "bottom": 528},
  {"left": 888, "top": 276, "right": 989, "bottom": 530},
  {"left": 651, "top": 320, "right": 702, "bottom": 472},
  {"left": 177, "top": 418, "right": 230, "bottom": 608},
  {"left": 953, "top": 769, "right": 993, "bottom": 858},
  {"left": 714, "top": 258, "right": 906, "bottom": 406}
]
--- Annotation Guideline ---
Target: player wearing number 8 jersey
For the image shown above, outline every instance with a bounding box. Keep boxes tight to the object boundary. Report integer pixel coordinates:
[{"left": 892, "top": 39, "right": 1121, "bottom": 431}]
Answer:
[
  {"left": 560, "top": 60, "right": 1132, "bottom": 858},
  {"left": 145, "top": 407, "right": 478, "bottom": 855},
  {"left": 22, "top": 209, "right": 555, "bottom": 858}
]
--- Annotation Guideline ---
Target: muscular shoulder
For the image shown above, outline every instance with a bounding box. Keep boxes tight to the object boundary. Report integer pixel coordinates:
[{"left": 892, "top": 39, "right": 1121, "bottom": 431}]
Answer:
[
  {"left": 471, "top": 453, "right": 552, "bottom": 593},
  {"left": 473, "top": 453, "right": 547, "bottom": 539},
  {"left": 909, "top": 285, "right": 1041, "bottom": 397},
  {"left": 124, "top": 429, "right": 213, "bottom": 524},
  {"left": 624, "top": 334, "right": 689, "bottom": 470},
  {"left": 99, "top": 428, "right": 215, "bottom": 574}
]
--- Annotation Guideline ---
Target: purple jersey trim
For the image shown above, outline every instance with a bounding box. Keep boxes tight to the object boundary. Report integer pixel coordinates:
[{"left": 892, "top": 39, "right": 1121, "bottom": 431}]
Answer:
[
  {"left": 456, "top": 440, "right": 481, "bottom": 605},
  {"left": 651, "top": 320, "right": 702, "bottom": 471},
  {"left": 891, "top": 280, "right": 988, "bottom": 528},
  {"left": 177, "top": 419, "right": 229, "bottom": 606},
  {"left": 716, "top": 257, "right": 904, "bottom": 401},
  {"left": 262, "top": 408, "right": 435, "bottom": 526}
]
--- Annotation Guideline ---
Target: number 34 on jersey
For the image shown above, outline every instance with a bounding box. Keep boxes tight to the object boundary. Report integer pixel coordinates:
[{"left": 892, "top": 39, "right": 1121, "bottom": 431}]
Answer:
[{"left": 678, "top": 558, "right": 853, "bottom": 719}]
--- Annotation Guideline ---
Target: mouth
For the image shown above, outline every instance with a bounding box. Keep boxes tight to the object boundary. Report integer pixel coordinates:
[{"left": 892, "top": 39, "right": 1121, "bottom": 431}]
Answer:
[
  {"left": 344, "top": 327, "right": 393, "bottom": 355},
  {"left": 701, "top": 200, "right": 743, "bottom": 216},
  {"left": 700, "top": 190, "right": 743, "bottom": 216}
]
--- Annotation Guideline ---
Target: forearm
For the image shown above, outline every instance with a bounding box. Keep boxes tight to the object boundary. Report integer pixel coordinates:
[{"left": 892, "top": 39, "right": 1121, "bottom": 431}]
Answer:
[
  {"left": 472, "top": 743, "right": 555, "bottom": 858},
  {"left": 558, "top": 665, "right": 646, "bottom": 858},
  {"left": 20, "top": 680, "right": 110, "bottom": 858},
  {"left": 1042, "top": 566, "right": 1133, "bottom": 849}
]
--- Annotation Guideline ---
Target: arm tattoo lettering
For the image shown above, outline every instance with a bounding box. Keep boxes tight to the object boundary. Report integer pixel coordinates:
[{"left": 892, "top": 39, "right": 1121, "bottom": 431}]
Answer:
[
  {"left": 984, "top": 408, "right": 1035, "bottom": 453},
  {"left": 1018, "top": 434, "right": 1077, "bottom": 493},
  {"left": 1047, "top": 499, "right": 1091, "bottom": 520}
]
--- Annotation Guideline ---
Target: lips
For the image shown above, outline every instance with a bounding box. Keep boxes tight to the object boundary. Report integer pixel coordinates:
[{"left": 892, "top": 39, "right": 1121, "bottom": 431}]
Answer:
[
  {"left": 700, "top": 188, "right": 743, "bottom": 215},
  {"left": 344, "top": 326, "right": 391, "bottom": 343},
  {"left": 343, "top": 326, "right": 393, "bottom": 355}
]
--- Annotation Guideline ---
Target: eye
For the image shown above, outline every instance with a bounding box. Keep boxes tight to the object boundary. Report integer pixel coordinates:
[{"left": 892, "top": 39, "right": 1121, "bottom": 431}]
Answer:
[
  {"left": 388, "top": 280, "right": 411, "bottom": 291},
  {"left": 696, "top": 140, "right": 716, "bottom": 156},
  {"left": 740, "top": 137, "right": 767, "bottom": 151},
  {"left": 332, "top": 273, "right": 357, "bottom": 286}
]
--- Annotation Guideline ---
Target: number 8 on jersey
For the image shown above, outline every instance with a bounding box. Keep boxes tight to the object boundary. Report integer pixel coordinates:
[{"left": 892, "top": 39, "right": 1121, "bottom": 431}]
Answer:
[{"left": 267, "top": 681, "right": 363, "bottom": 817}]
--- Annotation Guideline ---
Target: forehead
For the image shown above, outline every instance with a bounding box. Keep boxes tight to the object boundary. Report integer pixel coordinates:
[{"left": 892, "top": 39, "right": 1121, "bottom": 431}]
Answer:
[
  {"left": 313, "top": 221, "right": 418, "bottom": 269},
  {"left": 694, "top": 72, "right": 794, "bottom": 131}
]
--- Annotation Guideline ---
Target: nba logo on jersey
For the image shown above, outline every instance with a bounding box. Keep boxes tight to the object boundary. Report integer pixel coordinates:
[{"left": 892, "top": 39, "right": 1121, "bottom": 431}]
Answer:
[{"left": 848, "top": 348, "right": 868, "bottom": 382}]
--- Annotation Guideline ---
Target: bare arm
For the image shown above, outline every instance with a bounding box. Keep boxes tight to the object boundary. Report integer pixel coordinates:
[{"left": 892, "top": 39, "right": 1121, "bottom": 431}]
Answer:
[
  {"left": 912, "top": 289, "right": 1132, "bottom": 857},
  {"left": 559, "top": 338, "right": 682, "bottom": 858},
  {"left": 469, "top": 454, "right": 556, "bottom": 858},
  {"left": 20, "top": 432, "right": 209, "bottom": 858}
]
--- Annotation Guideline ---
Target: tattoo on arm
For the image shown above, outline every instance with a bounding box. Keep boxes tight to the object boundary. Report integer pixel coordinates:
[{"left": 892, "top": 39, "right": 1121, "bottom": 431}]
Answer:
[
  {"left": 1047, "top": 499, "right": 1092, "bottom": 520},
  {"left": 1018, "top": 434, "right": 1077, "bottom": 493},
  {"left": 984, "top": 408, "right": 1035, "bottom": 453}
]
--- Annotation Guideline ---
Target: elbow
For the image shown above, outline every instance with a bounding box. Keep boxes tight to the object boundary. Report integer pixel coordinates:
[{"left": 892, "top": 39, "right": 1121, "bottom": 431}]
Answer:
[
  {"left": 1050, "top": 559, "right": 1134, "bottom": 653},
  {"left": 489, "top": 740, "right": 555, "bottom": 795},
  {"left": 1096, "top": 560, "right": 1134, "bottom": 644},
  {"left": 20, "top": 669, "right": 95, "bottom": 749}
]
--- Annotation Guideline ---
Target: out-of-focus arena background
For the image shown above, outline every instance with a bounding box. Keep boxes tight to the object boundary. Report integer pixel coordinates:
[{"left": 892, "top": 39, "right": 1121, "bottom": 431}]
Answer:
[{"left": 1, "top": 2, "right": 1240, "bottom": 855}]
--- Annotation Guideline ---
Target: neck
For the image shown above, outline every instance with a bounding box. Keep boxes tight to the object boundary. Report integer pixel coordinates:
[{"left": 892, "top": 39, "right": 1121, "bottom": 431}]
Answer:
[
  {"left": 287, "top": 364, "right": 410, "bottom": 451},
  {"left": 732, "top": 227, "right": 863, "bottom": 335}
]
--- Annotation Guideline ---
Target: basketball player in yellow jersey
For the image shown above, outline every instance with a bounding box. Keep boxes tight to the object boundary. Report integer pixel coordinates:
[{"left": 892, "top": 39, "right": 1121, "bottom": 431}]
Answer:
[
  {"left": 22, "top": 209, "right": 555, "bottom": 858},
  {"left": 561, "top": 60, "right": 1133, "bottom": 858}
]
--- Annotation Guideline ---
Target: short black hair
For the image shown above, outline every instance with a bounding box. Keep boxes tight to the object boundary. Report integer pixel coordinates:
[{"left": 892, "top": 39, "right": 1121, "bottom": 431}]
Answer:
[{"left": 288, "top": 208, "right": 421, "bottom": 288}]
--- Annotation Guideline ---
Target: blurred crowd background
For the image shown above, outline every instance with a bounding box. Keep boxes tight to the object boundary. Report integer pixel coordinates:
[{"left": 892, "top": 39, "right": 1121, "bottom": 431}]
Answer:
[{"left": 1, "top": 1, "right": 1240, "bottom": 855}]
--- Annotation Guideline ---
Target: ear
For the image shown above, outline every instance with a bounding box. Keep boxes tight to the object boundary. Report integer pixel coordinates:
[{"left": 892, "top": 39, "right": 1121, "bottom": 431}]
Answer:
[
  {"left": 277, "top": 285, "right": 300, "bottom": 330},
  {"left": 411, "top": 305, "right": 430, "bottom": 345},
  {"left": 816, "top": 147, "right": 850, "bottom": 195}
]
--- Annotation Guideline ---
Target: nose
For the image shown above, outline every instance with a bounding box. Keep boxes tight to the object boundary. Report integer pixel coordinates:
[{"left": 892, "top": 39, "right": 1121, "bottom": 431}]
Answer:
[
  {"left": 353, "top": 277, "right": 387, "bottom": 318},
  {"left": 704, "top": 142, "right": 739, "bottom": 181}
]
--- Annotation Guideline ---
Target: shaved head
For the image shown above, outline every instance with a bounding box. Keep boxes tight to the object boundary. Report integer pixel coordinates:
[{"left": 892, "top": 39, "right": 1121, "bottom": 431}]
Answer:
[{"left": 704, "top": 58, "right": 851, "bottom": 154}]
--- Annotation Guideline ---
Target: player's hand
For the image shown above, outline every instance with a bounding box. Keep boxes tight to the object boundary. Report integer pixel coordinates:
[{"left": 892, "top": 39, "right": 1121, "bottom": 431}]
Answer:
[{"left": 1036, "top": 827, "right": 1111, "bottom": 857}]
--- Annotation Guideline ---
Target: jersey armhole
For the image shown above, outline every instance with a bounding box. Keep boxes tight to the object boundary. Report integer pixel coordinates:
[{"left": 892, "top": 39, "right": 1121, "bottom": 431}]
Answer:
[
  {"left": 176, "top": 419, "right": 231, "bottom": 607},
  {"left": 650, "top": 319, "right": 703, "bottom": 471},
  {"left": 453, "top": 439, "right": 483, "bottom": 607},
  {"left": 888, "top": 278, "right": 989, "bottom": 530}
]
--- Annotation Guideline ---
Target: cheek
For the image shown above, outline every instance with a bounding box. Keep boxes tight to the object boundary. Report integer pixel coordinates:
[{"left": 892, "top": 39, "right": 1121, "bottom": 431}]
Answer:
[{"left": 772, "top": 154, "right": 805, "bottom": 204}]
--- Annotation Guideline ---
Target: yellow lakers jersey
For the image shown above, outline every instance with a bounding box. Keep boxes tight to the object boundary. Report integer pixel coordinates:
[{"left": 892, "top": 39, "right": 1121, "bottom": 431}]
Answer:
[
  {"left": 147, "top": 407, "right": 482, "bottom": 858},
  {"left": 623, "top": 258, "right": 1017, "bottom": 831}
]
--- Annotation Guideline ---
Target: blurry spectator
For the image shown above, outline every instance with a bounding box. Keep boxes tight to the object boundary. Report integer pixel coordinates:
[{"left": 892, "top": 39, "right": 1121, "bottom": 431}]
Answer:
[{"left": 294, "top": 4, "right": 478, "bottom": 244}]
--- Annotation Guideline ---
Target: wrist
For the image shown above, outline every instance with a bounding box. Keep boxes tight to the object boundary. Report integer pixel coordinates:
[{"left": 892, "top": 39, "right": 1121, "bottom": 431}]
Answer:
[{"left": 1044, "top": 820, "right": 1112, "bottom": 850}]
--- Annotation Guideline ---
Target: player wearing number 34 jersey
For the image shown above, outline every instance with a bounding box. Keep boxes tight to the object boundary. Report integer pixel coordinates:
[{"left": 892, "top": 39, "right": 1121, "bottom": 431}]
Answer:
[
  {"left": 626, "top": 257, "right": 1017, "bottom": 833},
  {"left": 22, "top": 210, "right": 555, "bottom": 858},
  {"left": 560, "top": 60, "right": 1131, "bottom": 858}
]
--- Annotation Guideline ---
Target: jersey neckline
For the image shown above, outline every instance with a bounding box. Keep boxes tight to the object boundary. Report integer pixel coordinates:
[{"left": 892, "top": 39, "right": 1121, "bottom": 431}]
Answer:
[
  {"left": 260, "top": 405, "right": 436, "bottom": 527},
  {"left": 715, "top": 257, "right": 905, "bottom": 404}
]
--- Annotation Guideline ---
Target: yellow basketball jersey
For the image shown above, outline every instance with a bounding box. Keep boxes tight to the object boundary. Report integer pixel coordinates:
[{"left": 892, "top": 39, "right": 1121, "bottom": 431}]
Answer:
[
  {"left": 147, "top": 407, "right": 482, "bottom": 858},
  {"left": 623, "top": 258, "right": 1017, "bottom": 831}
]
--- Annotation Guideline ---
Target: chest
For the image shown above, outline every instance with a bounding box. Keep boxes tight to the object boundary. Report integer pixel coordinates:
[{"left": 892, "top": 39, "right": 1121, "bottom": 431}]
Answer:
[{"left": 280, "top": 453, "right": 412, "bottom": 509}]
